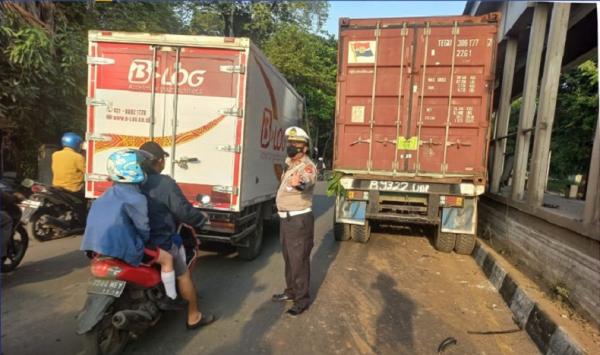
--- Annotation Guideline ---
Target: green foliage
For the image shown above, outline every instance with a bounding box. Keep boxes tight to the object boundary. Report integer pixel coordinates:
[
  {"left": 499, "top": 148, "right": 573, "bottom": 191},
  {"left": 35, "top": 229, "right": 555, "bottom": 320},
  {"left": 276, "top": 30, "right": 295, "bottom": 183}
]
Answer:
[
  {"left": 326, "top": 171, "right": 346, "bottom": 197},
  {"left": 551, "top": 59, "right": 598, "bottom": 180},
  {"left": 262, "top": 24, "right": 337, "bottom": 156}
]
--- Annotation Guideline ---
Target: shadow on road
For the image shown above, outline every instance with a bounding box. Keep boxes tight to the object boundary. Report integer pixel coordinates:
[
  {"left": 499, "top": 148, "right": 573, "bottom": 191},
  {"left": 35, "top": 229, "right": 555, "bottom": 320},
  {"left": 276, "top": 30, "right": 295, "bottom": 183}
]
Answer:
[
  {"left": 1, "top": 249, "right": 87, "bottom": 290},
  {"left": 373, "top": 272, "right": 416, "bottom": 354}
]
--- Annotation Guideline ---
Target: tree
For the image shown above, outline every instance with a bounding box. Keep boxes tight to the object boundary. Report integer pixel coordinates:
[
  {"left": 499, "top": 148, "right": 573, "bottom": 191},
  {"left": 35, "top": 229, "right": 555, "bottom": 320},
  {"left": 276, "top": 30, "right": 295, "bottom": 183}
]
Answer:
[
  {"left": 551, "top": 59, "right": 598, "bottom": 181},
  {"left": 185, "top": 1, "right": 328, "bottom": 46},
  {"left": 0, "top": 1, "right": 185, "bottom": 177},
  {"left": 262, "top": 24, "right": 337, "bottom": 160}
]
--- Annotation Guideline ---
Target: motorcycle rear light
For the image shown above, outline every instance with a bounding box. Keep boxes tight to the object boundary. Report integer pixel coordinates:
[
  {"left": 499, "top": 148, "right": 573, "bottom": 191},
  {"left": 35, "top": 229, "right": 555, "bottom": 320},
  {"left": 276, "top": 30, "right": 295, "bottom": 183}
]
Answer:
[
  {"left": 91, "top": 262, "right": 122, "bottom": 279},
  {"left": 31, "top": 185, "right": 44, "bottom": 193}
]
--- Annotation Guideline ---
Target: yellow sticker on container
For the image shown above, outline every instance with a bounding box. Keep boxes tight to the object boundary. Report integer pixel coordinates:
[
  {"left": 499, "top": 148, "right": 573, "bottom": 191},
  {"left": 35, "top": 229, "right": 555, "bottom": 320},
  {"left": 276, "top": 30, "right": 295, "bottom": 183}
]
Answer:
[{"left": 397, "top": 136, "right": 418, "bottom": 150}]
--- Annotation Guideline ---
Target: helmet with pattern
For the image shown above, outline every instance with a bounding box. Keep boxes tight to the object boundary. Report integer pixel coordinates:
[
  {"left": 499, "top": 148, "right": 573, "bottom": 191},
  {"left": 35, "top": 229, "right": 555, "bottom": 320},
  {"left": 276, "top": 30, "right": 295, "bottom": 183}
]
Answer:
[{"left": 106, "top": 149, "right": 153, "bottom": 184}]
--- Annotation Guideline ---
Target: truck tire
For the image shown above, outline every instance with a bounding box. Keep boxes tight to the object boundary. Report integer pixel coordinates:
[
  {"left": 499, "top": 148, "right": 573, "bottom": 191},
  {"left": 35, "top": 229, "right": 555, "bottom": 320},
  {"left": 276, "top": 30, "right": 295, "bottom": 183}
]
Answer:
[
  {"left": 454, "top": 233, "right": 476, "bottom": 255},
  {"left": 334, "top": 223, "right": 351, "bottom": 241},
  {"left": 351, "top": 221, "right": 371, "bottom": 243},
  {"left": 434, "top": 226, "right": 456, "bottom": 253},
  {"left": 237, "top": 209, "right": 264, "bottom": 261}
]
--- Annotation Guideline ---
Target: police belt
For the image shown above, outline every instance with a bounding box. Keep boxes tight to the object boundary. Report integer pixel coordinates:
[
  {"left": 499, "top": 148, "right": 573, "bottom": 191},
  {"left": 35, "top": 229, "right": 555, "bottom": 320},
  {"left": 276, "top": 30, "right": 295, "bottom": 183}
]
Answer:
[{"left": 277, "top": 208, "right": 312, "bottom": 219}]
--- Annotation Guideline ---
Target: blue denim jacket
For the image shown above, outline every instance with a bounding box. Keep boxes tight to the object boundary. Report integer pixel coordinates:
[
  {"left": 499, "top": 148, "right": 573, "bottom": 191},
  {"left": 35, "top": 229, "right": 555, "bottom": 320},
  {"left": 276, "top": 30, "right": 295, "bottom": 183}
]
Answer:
[{"left": 80, "top": 183, "right": 149, "bottom": 266}]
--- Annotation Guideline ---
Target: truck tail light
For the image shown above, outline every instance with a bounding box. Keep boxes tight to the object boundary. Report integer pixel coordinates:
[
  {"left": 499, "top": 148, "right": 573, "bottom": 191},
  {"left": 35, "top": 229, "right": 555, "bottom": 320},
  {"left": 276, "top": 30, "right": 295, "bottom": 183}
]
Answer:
[
  {"left": 440, "top": 196, "right": 464, "bottom": 207},
  {"left": 347, "top": 190, "right": 369, "bottom": 201}
]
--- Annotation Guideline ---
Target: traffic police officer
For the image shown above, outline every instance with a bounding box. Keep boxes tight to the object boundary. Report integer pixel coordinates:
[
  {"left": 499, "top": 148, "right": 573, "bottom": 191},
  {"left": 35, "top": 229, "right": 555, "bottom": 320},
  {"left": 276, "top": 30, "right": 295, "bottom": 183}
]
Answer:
[{"left": 272, "top": 126, "right": 317, "bottom": 316}]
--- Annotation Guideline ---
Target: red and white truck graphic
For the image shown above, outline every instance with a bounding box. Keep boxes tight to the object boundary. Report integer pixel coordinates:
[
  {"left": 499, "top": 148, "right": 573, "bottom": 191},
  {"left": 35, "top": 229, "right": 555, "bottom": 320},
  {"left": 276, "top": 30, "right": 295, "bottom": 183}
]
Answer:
[{"left": 85, "top": 31, "right": 304, "bottom": 259}]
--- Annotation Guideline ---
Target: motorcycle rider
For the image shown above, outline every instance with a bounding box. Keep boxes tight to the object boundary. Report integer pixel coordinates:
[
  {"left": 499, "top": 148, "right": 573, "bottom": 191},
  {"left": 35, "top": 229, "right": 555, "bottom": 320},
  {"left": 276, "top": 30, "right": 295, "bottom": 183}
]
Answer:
[
  {"left": 1, "top": 191, "right": 16, "bottom": 259},
  {"left": 52, "top": 132, "right": 85, "bottom": 194},
  {"left": 80, "top": 149, "right": 179, "bottom": 301},
  {"left": 139, "top": 141, "right": 215, "bottom": 330}
]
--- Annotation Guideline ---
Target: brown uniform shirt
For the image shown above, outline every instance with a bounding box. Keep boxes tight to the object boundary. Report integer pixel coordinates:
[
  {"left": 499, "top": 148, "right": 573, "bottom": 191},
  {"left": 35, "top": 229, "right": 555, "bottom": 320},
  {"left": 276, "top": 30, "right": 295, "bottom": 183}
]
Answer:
[{"left": 276, "top": 155, "right": 317, "bottom": 212}]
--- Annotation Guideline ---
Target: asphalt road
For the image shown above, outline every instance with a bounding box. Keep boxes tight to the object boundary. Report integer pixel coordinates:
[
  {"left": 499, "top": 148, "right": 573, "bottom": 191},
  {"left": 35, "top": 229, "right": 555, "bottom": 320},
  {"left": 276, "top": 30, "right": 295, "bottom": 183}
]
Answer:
[{"left": 1, "top": 183, "right": 539, "bottom": 355}]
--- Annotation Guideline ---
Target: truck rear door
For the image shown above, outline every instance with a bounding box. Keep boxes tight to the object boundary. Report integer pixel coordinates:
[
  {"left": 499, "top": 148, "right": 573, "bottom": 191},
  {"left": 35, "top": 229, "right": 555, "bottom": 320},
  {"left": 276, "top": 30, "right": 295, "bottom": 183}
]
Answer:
[{"left": 86, "top": 33, "right": 246, "bottom": 209}]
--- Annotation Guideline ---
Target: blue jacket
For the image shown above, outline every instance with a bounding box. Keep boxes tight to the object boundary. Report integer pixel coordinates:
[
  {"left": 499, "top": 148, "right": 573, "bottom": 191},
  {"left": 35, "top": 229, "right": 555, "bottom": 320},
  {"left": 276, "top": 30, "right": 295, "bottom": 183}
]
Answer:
[
  {"left": 141, "top": 172, "right": 205, "bottom": 250},
  {"left": 80, "top": 183, "right": 149, "bottom": 266}
]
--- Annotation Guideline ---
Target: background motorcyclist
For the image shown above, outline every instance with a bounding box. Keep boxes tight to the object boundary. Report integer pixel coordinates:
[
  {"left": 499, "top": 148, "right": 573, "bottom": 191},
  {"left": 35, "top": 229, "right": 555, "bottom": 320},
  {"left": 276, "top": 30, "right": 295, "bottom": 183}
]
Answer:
[
  {"left": 1, "top": 186, "right": 21, "bottom": 259},
  {"left": 52, "top": 132, "right": 85, "bottom": 194}
]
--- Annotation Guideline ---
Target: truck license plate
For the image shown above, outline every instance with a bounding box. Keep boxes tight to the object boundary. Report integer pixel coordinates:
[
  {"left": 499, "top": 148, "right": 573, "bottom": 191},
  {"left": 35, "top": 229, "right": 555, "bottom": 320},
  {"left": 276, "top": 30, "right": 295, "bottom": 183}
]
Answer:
[
  {"left": 369, "top": 181, "right": 430, "bottom": 193},
  {"left": 87, "top": 278, "right": 126, "bottom": 297}
]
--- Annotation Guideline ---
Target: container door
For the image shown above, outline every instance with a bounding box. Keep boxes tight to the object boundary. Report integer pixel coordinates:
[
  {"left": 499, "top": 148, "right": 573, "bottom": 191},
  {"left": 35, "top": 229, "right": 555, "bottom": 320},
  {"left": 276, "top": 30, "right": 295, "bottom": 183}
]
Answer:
[
  {"left": 86, "top": 41, "right": 157, "bottom": 197},
  {"left": 407, "top": 22, "right": 495, "bottom": 175},
  {"left": 337, "top": 23, "right": 415, "bottom": 173},
  {"left": 166, "top": 47, "right": 243, "bottom": 209}
]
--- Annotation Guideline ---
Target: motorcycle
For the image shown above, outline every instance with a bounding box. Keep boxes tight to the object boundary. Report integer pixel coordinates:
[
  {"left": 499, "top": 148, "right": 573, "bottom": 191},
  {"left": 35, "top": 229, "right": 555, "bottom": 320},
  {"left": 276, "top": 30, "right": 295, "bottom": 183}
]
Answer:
[
  {"left": 77, "top": 223, "right": 201, "bottom": 355},
  {"left": 0, "top": 180, "right": 29, "bottom": 273},
  {"left": 20, "top": 178, "right": 87, "bottom": 241}
]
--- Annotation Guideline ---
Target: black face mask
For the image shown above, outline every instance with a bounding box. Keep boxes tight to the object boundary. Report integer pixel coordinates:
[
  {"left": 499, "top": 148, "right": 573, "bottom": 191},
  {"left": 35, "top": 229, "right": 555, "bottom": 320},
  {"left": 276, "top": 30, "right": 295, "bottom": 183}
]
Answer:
[{"left": 286, "top": 145, "right": 303, "bottom": 158}]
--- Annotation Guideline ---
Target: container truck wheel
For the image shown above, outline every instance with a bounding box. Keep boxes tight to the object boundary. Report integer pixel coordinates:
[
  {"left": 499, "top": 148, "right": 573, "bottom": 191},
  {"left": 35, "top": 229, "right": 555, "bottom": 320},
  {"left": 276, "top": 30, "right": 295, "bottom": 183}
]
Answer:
[
  {"left": 351, "top": 221, "right": 371, "bottom": 244},
  {"left": 237, "top": 208, "right": 264, "bottom": 261},
  {"left": 454, "top": 234, "right": 476, "bottom": 255},
  {"left": 334, "top": 223, "right": 351, "bottom": 241},
  {"left": 434, "top": 226, "right": 455, "bottom": 253}
]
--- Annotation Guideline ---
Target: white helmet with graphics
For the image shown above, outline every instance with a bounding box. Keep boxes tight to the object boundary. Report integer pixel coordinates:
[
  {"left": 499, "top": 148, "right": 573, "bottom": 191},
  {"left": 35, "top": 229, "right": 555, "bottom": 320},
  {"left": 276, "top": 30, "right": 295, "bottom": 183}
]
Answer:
[{"left": 284, "top": 126, "right": 310, "bottom": 144}]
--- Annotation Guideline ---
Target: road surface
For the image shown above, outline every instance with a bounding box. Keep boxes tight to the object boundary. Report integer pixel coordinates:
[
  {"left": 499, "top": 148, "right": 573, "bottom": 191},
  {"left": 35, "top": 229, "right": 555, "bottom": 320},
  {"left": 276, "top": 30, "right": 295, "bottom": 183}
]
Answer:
[{"left": 1, "top": 183, "right": 538, "bottom": 354}]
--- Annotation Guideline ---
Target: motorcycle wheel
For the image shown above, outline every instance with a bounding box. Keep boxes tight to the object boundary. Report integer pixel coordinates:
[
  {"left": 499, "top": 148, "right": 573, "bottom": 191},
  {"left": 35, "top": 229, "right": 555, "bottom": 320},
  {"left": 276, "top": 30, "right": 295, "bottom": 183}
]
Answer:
[
  {"left": 84, "top": 312, "right": 130, "bottom": 355},
  {"left": 1, "top": 225, "right": 29, "bottom": 273},
  {"left": 27, "top": 208, "right": 61, "bottom": 242}
]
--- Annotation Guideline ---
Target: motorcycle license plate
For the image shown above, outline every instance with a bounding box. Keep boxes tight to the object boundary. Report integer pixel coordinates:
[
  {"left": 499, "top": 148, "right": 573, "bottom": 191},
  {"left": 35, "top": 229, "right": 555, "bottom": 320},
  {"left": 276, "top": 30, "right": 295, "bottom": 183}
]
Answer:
[
  {"left": 20, "top": 200, "right": 41, "bottom": 222},
  {"left": 87, "top": 278, "right": 126, "bottom": 297}
]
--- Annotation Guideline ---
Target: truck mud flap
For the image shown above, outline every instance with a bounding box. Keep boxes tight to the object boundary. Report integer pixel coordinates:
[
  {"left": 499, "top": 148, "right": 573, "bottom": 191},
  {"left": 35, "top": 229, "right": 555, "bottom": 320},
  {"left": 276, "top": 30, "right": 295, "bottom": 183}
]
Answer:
[{"left": 76, "top": 293, "right": 116, "bottom": 335}]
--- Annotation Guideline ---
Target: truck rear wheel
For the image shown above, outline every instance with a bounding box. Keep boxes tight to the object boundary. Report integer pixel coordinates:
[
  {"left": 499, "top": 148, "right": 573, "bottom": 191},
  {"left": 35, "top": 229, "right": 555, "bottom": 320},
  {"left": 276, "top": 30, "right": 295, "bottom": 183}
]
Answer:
[
  {"left": 351, "top": 221, "right": 371, "bottom": 243},
  {"left": 237, "top": 207, "right": 264, "bottom": 261},
  {"left": 334, "top": 223, "right": 351, "bottom": 241},
  {"left": 434, "top": 226, "right": 455, "bottom": 253},
  {"left": 454, "top": 233, "right": 476, "bottom": 255}
]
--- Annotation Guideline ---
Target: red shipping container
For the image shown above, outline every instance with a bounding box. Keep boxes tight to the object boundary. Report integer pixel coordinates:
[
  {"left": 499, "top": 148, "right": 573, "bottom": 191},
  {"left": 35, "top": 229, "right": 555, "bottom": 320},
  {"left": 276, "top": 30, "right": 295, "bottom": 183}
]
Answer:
[{"left": 334, "top": 14, "right": 499, "bottom": 183}]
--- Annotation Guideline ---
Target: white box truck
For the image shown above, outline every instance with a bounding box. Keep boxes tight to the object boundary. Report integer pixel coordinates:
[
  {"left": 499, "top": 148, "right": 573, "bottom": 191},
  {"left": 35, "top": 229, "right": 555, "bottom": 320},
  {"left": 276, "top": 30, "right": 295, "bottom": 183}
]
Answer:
[{"left": 84, "top": 31, "right": 304, "bottom": 259}]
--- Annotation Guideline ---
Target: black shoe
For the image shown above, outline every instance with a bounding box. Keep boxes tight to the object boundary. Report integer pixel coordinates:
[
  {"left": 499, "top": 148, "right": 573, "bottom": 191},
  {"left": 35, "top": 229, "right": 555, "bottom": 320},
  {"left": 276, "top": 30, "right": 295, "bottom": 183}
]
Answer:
[
  {"left": 157, "top": 297, "right": 187, "bottom": 311},
  {"left": 286, "top": 304, "right": 308, "bottom": 316},
  {"left": 272, "top": 293, "right": 294, "bottom": 302}
]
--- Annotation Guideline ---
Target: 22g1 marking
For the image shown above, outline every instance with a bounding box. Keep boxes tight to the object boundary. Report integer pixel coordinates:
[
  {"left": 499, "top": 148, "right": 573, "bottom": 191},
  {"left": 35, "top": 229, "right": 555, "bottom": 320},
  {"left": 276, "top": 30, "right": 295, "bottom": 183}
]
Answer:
[{"left": 369, "top": 181, "right": 430, "bottom": 193}]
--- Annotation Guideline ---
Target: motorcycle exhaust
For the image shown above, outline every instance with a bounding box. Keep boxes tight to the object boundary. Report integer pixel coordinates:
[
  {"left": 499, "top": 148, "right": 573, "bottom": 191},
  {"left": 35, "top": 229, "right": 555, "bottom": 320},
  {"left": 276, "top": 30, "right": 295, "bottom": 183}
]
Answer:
[{"left": 111, "top": 310, "right": 153, "bottom": 331}]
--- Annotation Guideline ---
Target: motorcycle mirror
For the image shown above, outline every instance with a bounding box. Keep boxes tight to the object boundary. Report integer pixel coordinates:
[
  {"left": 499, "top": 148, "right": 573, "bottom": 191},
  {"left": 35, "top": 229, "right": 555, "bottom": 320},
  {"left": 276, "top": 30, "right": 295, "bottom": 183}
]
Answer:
[{"left": 21, "top": 178, "right": 34, "bottom": 188}]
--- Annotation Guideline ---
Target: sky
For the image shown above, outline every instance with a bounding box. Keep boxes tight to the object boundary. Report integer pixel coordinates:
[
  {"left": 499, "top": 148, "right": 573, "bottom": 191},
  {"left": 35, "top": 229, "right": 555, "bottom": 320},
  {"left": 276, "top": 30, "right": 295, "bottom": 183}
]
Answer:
[{"left": 325, "top": 1, "right": 467, "bottom": 36}]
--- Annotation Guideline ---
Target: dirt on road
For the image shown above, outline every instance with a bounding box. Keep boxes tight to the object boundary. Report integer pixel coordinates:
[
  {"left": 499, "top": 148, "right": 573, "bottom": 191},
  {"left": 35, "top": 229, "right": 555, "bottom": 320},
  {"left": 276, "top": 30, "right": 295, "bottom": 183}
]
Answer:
[{"left": 1, "top": 183, "right": 539, "bottom": 355}]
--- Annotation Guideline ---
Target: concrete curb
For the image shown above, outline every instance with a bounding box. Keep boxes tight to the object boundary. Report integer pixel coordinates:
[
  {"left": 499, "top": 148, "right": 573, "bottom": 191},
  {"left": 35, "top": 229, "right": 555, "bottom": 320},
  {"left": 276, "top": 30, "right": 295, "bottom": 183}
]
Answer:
[{"left": 472, "top": 241, "right": 586, "bottom": 355}]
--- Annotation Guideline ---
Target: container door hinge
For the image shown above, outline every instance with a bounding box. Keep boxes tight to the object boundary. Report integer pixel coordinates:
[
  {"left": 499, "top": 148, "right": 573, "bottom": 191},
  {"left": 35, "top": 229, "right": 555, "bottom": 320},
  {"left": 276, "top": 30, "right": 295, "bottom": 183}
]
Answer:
[
  {"left": 86, "top": 97, "right": 110, "bottom": 107},
  {"left": 86, "top": 173, "right": 110, "bottom": 182},
  {"left": 216, "top": 144, "right": 241, "bottom": 153},
  {"left": 220, "top": 64, "right": 246, "bottom": 74},
  {"left": 86, "top": 132, "right": 112, "bottom": 142},
  {"left": 219, "top": 107, "right": 243, "bottom": 117},
  {"left": 213, "top": 185, "right": 239, "bottom": 195},
  {"left": 87, "top": 56, "right": 115, "bottom": 65}
]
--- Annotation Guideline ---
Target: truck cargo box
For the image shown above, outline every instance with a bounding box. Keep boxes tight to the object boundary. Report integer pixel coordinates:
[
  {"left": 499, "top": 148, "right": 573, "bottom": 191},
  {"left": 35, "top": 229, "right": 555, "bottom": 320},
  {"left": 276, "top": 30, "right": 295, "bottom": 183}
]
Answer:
[
  {"left": 334, "top": 14, "right": 499, "bottom": 184},
  {"left": 85, "top": 31, "right": 303, "bottom": 213}
]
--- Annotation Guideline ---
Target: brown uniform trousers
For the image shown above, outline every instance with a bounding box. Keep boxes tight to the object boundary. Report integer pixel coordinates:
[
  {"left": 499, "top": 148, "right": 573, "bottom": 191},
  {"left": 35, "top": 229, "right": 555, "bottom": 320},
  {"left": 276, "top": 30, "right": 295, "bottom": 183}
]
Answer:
[{"left": 280, "top": 211, "right": 314, "bottom": 308}]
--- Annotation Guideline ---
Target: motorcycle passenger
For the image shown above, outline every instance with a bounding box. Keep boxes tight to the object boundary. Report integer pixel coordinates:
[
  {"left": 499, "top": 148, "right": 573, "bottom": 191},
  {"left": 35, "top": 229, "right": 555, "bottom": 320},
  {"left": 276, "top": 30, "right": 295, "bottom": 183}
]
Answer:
[
  {"left": 52, "top": 132, "right": 85, "bottom": 194},
  {"left": 139, "top": 141, "right": 215, "bottom": 330},
  {"left": 80, "top": 149, "right": 179, "bottom": 301}
]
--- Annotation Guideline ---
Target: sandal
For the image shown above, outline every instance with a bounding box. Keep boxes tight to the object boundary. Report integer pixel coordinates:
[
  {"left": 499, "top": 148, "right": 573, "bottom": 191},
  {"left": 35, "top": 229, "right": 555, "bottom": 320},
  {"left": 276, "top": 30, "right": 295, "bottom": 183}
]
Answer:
[{"left": 186, "top": 314, "right": 216, "bottom": 330}]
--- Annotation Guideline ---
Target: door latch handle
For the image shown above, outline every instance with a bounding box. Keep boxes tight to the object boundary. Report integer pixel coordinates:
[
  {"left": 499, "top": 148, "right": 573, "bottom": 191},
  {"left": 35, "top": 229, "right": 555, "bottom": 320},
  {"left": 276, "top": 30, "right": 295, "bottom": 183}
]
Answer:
[{"left": 174, "top": 157, "right": 199, "bottom": 170}]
